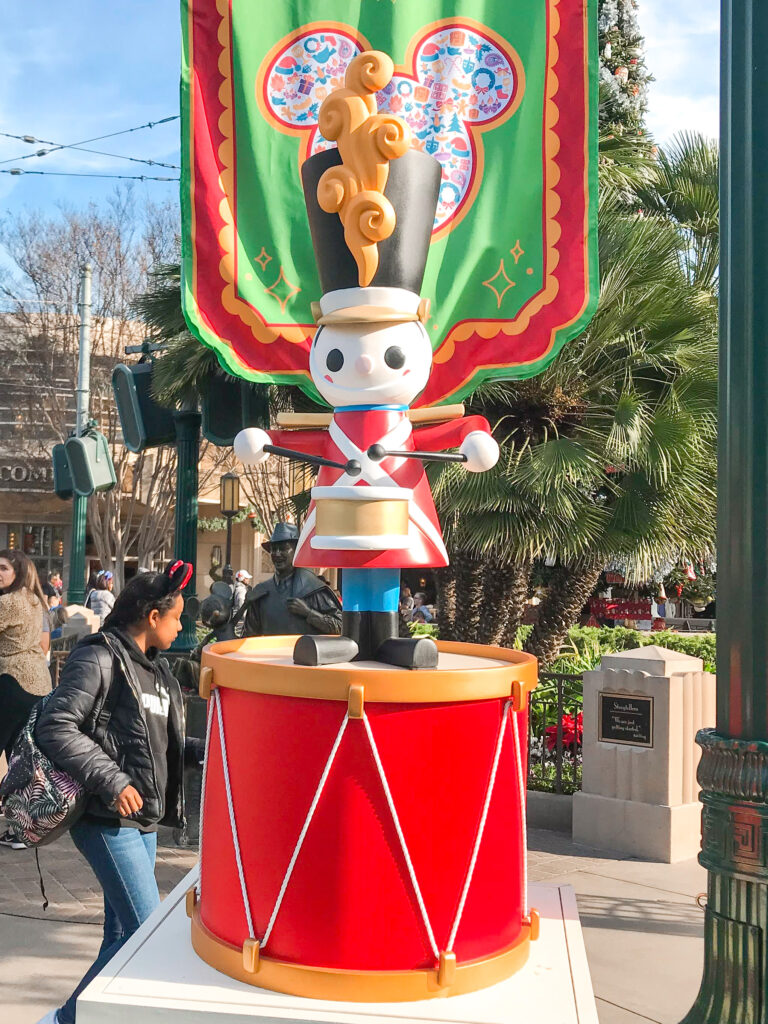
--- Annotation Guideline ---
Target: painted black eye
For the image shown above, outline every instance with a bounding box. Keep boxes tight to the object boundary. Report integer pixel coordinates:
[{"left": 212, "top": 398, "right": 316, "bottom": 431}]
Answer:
[
  {"left": 384, "top": 346, "right": 405, "bottom": 369},
  {"left": 326, "top": 349, "right": 344, "bottom": 372}
]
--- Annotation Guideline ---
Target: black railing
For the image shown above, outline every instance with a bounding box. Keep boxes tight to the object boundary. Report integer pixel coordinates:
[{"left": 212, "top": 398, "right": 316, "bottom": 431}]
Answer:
[
  {"left": 50, "top": 633, "right": 78, "bottom": 687},
  {"left": 527, "top": 672, "right": 583, "bottom": 795}
]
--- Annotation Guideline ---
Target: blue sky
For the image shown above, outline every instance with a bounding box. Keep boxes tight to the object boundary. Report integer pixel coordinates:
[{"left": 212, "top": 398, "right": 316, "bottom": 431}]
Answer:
[
  {"left": 0, "top": 1, "right": 719, "bottom": 222},
  {"left": 0, "top": 2, "right": 182, "bottom": 218}
]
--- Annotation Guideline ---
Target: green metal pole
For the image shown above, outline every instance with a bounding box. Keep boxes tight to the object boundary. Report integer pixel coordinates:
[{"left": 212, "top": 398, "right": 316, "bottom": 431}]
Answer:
[
  {"left": 681, "top": 2, "right": 768, "bottom": 1020},
  {"left": 67, "top": 493, "right": 87, "bottom": 605},
  {"left": 171, "top": 406, "right": 201, "bottom": 652},
  {"left": 67, "top": 263, "right": 92, "bottom": 605}
]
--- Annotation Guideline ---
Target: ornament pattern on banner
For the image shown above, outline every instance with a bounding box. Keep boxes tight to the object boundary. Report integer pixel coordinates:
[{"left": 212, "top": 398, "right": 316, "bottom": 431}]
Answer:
[{"left": 259, "top": 21, "right": 523, "bottom": 236}]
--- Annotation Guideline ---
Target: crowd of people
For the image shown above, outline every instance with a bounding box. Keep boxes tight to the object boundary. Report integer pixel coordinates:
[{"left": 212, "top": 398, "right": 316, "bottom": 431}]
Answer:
[{"left": 398, "top": 584, "right": 435, "bottom": 624}]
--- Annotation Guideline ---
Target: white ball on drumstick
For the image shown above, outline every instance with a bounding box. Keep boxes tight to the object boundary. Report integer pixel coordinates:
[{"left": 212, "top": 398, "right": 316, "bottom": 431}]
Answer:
[
  {"left": 460, "top": 431, "right": 500, "bottom": 472},
  {"left": 233, "top": 428, "right": 272, "bottom": 466}
]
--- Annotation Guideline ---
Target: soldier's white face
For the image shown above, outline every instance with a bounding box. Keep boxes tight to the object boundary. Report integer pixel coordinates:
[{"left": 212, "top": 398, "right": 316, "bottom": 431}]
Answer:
[{"left": 309, "top": 321, "right": 432, "bottom": 407}]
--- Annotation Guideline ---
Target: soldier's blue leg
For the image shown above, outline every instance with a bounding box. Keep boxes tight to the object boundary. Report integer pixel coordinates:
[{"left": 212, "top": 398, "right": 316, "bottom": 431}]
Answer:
[{"left": 342, "top": 568, "right": 400, "bottom": 659}]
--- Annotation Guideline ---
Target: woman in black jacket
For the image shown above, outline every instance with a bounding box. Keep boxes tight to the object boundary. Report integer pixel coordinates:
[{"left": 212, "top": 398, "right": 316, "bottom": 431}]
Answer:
[{"left": 34, "top": 562, "right": 197, "bottom": 1024}]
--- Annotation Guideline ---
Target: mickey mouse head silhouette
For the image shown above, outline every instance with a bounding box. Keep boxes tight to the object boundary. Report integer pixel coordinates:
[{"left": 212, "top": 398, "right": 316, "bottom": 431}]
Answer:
[{"left": 257, "top": 20, "right": 524, "bottom": 238}]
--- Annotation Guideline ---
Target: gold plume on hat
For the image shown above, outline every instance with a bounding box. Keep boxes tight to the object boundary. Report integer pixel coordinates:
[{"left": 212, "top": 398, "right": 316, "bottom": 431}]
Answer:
[{"left": 316, "top": 51, "right": 411, "bottom": 287}]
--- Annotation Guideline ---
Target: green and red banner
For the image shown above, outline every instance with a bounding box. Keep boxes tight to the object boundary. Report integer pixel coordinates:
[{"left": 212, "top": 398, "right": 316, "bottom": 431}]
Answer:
[{"left": 180, "top": 0, "right": 598, "bottom": 406}]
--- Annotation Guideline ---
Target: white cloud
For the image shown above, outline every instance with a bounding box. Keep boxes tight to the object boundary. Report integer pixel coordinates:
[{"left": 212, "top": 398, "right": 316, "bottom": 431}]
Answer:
[
  {"left": 637, "top": 0, "right": 720, "bottom": 144},
  {"left": 645, "top": 92, "right": 719, "bottom": 145}
]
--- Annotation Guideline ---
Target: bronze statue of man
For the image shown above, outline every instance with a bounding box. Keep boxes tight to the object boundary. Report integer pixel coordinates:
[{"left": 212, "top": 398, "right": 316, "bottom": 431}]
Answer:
[{"left": 241, "top": 522, "right": 342, "bottom": 638}]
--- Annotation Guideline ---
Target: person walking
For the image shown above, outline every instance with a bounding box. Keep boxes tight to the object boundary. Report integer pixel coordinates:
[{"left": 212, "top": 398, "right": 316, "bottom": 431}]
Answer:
[
  {"left": 399, "top": 585, "right": 414, "bottom": 620},
  {"left": 411, "top": 592, "right": 433, "bottom": 623},
  {"left": 0, "top": 549, "right": 53, "bottom": 849},
  {"left": 232, "top": 569, "right": 252, "bottom": 615},
  {"left": 0, "top": 548, "right": 52, "bottom": 701},
  {"left": 85, "top": 571, "right": 116, "bottom": 626},
  {"left": 33, "top": 561, "right": 201, "bottom": 1024},
  {"left": 50, "top": 572, "right": 64, "bottom": 599}
]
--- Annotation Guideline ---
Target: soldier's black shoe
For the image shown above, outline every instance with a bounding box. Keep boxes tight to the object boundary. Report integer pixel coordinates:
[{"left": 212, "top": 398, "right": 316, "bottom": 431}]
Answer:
[
  {"left": 376, "top": 636, "right": 438, "bottom": 670},
  {"left": 293, "top": 634, "right": 359, "bottom": 666}
]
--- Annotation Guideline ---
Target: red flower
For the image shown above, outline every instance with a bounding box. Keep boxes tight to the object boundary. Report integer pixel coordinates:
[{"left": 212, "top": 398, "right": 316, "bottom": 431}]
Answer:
[{"left": 544, "top": 712, "right": 583, "bottom": 752}]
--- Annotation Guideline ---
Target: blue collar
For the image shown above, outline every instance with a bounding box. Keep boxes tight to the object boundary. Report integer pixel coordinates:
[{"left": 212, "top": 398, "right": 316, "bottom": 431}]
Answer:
[{"left": 335, "top": 404, "right": 408, "bottom": 412}]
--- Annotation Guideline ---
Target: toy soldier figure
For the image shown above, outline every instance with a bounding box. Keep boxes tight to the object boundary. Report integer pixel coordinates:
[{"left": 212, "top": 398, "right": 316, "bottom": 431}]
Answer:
[
  {"left": 234, "top": 53, "right": 498, "bottom": 668},
  {"left": 241, "top": 522, "right": 342, "bottom": 638}
]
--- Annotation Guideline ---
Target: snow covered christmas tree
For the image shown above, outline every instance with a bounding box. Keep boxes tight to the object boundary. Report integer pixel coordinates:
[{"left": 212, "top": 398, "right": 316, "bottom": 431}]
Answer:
[{"left": 598, "top": 0, "right": 653, "bottom": 132}]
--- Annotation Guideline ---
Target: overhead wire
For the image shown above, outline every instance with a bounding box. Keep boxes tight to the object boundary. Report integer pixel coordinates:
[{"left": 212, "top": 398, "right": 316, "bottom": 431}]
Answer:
[
  {"left": 0, "top": 115, "right": 180, "bottom": 168},
  {"left": 1, "top": 169, "right": 178, "bottom": 182},
  {"left": 1, "top": 142, "right": 178, "bottom": 170}
]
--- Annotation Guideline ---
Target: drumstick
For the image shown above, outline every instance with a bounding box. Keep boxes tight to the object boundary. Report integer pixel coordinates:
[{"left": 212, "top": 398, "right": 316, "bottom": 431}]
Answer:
[
  {"left": 263, "top": 444, "right": 361, "bottom": 476},
  {"left": 367, "top": 445, "right": 468, "bottom": 464},
  {"left": 275, "top": 403, "right": 466, "bottom": 430}
]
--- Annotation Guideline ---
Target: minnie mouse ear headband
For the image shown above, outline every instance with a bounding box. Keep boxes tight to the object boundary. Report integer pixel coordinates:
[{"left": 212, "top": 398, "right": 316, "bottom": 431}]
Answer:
[{"left": 163, "top": 560, "right": 193, "bottom": 594}]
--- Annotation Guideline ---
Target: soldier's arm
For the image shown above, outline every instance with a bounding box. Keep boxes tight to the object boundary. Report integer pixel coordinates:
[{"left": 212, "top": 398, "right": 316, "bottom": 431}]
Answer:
[
  {"left": 412, "top": 416, "right": 499, "bottom": 472},
  {"left": 267, "top": 428, "right": 329, "bottom": 458},
  {"left": 411, "top": 415, "right": 493, "bottom": 450}
]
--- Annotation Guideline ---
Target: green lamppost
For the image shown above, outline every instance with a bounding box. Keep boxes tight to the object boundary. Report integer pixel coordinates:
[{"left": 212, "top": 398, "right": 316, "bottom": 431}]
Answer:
[
  {"left": 220, "top": 471, "right": 240, "bottom": 587},
  {"left": 681, "top": 2, "right": 768, "bottom": 1019},
  {"left": 171, "top": 403, "right": 202, "bottom": 652}
]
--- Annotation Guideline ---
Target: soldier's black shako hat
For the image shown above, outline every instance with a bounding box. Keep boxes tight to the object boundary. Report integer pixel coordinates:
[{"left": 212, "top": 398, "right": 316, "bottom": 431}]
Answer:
[{"left": 301, "top": 147, "right": 441, "bottom": 297}]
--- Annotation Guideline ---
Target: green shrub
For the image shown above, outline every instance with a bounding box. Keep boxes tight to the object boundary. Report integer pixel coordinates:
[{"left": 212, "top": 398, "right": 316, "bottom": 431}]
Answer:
[
  {"left": 555, "top": 626, "right": 715, "bottom": 673},
  {"left": 408, "top": 621, "right": 439, "bottom": 639},
  {"left": 527, "top": 759, "right": 582, "bottom": 796}
]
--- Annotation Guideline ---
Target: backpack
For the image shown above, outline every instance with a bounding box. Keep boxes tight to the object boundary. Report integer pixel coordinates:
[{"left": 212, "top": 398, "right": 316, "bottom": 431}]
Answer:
[
  {"left": 0, "top": 693, "right": 86, "bottom": 847},
  {"left": 0, "top": 637, "right": 121, "bottom": 848}
]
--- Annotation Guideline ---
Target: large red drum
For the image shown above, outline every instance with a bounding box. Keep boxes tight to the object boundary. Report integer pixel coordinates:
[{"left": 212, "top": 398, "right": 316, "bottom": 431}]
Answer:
[{"left": 189, "top": 637, "right": 538, "bottom": 1001}]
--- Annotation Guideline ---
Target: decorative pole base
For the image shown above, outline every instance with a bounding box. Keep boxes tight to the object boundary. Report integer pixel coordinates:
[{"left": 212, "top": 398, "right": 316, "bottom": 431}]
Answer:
[{"left": 681, "top": 729, "right": 768, "bottom": 1023}]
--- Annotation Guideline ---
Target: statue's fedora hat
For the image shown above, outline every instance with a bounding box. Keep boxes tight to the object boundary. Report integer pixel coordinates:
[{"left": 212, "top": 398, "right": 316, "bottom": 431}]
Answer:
[{"left": 262, "top": 521, "right": 299, "bottom": 552}]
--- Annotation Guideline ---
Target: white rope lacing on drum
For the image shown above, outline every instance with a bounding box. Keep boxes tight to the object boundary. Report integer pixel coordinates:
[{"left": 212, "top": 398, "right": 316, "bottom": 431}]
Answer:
[
  {"left": 510, "top": 701, "right": 529, "bottom": 919},
  {"left": 261, "top": 712, "right": 349, "bottom": 951},
  {"left": 195, "top": 688, "right": 216, "bottom": 900},
  {"left": 362, "top": 712, "right": 440, "bottom": 963},
  {"left": 446, "top": 699, "right": 513, "bottom": 951},
  {"left": 214, "top": 687, "right": 256, "bottom": 940},
  {"left": 206, "top": 690, "right": 530, "bottom": 962}
]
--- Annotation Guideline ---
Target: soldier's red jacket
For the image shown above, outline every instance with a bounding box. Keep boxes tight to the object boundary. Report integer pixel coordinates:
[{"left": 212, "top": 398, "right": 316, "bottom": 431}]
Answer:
[{"left": 263, "top": 407, "right": 493, "bottom": 569}]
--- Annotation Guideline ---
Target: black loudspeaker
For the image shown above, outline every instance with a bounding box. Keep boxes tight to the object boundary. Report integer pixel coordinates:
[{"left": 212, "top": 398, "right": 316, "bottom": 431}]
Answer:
[
  {"left": 112, "top": 363, "right": 176, "bottom": 453},
  {"left": 52, "top": 444, "right": 73, "bottom": 500},
  {"left": 64, "top": 431, "right": 117, "bottom": 496},
  {"left": 202, "top": 376, "right": 269, "bottom": 447}
]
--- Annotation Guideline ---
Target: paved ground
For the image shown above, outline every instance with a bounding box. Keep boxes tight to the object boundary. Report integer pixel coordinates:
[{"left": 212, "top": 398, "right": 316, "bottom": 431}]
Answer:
[{"left": 0, "top": 827, "right": 706, "bottom": 1024}]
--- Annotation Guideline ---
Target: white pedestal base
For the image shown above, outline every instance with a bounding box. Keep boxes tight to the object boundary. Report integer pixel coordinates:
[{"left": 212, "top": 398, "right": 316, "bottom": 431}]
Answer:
[
  {"left": 573, "top": 791, "right": 702, "bottom": 862},
  {"left": 78, "top": 867, "right": 597, "bottom": 1024}
]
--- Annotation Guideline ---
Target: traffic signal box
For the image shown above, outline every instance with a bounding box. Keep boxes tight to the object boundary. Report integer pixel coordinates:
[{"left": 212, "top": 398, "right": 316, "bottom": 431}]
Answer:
[
  {"left": 52, "top": 443, "right": 74, "bottom": 500},
  {"left": 113, "top": 362, "right": 268, "bottom": 451},
  {"left": 112, "top": 363, "right": 176, "bottom": 453},
  {"left": 64, "top": 430, "right": 117, "bottom": 496},
  {"left": 201, "top": 374, "right": 269, "bottom": 446}
]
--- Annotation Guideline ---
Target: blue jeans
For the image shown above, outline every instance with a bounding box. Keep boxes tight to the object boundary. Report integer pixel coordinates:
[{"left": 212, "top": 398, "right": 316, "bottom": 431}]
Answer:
[{"left": 58, "top": 820, "right": 159, "bottom": 1024}]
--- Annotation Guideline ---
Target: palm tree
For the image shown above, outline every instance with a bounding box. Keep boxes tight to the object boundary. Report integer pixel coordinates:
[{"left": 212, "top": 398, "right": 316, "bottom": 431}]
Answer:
[
  {"left": 635, "top": 131, "right": 719, "bottom": 293},
  {"left": 432, "top": 155, "right": 718, "bottom": 665}
]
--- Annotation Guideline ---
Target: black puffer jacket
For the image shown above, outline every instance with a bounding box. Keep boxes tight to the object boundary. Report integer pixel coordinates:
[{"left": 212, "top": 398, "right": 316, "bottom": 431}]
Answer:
[{"left": 35, "top": 631, "right": 189, "bottom": 830}]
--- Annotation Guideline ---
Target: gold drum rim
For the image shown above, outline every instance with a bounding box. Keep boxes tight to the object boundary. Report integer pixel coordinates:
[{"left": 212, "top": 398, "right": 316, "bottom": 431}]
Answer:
[
  {"left": 200, "top": 636, "right": 538, "bottom": 705},
  {"left": 190, "top": 903, "right": 532, "bottom": 1002}
]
